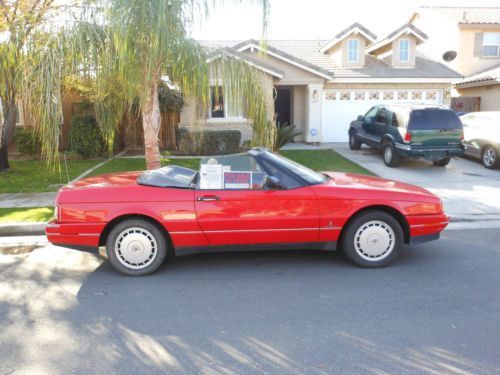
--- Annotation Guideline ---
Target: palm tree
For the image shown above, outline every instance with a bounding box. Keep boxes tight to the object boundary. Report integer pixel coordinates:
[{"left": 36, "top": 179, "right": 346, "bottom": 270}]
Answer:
[{"left": 20, "top": 0, "right": 274, "bottom": 170}]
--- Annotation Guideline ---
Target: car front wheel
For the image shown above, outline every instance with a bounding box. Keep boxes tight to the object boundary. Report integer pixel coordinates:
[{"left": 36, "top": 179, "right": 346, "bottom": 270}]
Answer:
[
  {"left": 349, "top": 132, "right": 362, "bottom": 150},
  {"left": 482, "top": 146, "right": 499, "bottom": 169},
  {"left": 383, "top": 143, "right": 400, "bottom": 167},
  {"left": 341, "top": 210, "right": 403, "bottom": 268},
  {"left": 106, "top": 219, "right": 168, "bottom": 276}
]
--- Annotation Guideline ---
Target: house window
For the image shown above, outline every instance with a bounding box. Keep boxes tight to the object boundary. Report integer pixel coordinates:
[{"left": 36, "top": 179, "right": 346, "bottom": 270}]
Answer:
[
  {"left": 399, "top": 39, "right": 410, "bottom": 62},
  {"left": 210, "top": 85, "right": 242, "bottom": 119},
  {"left": 483, "top": 32, "right": 500, "bottom": 57},
  {"left": 210, "top": 86, "right": 225, "bottom": 118},
  {"left": 347, "top": 39, "right": 359, "bottom": 62}
]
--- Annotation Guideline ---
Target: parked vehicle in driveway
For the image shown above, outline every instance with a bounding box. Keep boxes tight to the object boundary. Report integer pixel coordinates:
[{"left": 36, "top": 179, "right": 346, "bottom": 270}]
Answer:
[
  {"left": 460, "top": 111, "right": 500, "bottom": 169},
  {"left": 348, "top": 104, "right": 464, "bottom": 167},
  {"left": 46, "top": 148, "right": 448, "bottom": 276}
]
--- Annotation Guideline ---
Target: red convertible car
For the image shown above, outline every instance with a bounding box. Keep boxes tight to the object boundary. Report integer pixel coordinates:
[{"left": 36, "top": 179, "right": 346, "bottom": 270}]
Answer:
[{"left": 46, "top": 148, "right": 448, "bottom": 276}]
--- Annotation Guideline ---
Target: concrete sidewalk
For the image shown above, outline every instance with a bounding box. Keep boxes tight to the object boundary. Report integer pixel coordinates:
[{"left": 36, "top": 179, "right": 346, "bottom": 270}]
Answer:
[{"left": 0, "top": 192, "right": 57, "bottom": 208}]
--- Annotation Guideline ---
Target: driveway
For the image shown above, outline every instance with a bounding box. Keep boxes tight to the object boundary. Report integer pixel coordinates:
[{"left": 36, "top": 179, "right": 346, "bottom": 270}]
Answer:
[{"left": 332, "top": 143, "right": 500, "bottom": 219}]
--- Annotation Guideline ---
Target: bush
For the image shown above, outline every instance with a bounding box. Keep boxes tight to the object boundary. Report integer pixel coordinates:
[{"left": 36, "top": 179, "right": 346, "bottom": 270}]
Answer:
[
  {"left": 13, "top": 127, "right": 41, "bottom": 156},
  {"left": 69, "top": 116, "right": 106, "bottom": 158},
  {"left": 274, "top": 124, "right": 302, "bottom": 150},
  {"left": 176, "top": 128, "right": 242, "bottom": 155}
]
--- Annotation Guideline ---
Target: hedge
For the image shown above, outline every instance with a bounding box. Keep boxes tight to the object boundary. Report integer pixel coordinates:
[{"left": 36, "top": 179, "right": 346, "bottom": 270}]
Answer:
[
  {"left": 13, "top": 127, "right": 41, "bottom": 156},
  {"left": 176, "top": 128, "right": 242, "bottom": 155},
  {"left": 69, "top": 116, "right": 106, "bottom": 158}
]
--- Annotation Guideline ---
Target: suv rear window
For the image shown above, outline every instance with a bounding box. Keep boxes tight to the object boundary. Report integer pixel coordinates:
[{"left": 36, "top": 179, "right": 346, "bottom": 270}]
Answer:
[{"left": 409, "top": 109, "right": 462, "bottom": 130}]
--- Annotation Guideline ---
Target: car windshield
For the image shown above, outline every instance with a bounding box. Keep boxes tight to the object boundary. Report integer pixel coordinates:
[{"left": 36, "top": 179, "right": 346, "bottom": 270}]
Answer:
[{"left": 262, "top": 151, "right": 328, "bottom": 185}]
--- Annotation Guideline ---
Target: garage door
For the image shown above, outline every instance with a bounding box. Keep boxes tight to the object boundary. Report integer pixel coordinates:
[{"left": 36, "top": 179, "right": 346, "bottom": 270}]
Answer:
[{"left": 321, "top": 89, "right": 443, "bottom": 142}]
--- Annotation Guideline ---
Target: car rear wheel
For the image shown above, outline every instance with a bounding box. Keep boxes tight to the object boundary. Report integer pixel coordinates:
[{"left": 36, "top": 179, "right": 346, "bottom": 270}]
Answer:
[
  {"left": 349, "top": 132, "right": 362, "bottom": 150},
  {"left": 383, "top": 143, "right": 400, "bottom": 167},
  {"left": 432, "top": 157, "right": 451, "bottom": 167},
  {"left": 106, "top": 219, "right": 167, "bottom": 276},
  {"left": 342, "top": 210, "right": 403, "bottom": 268},
  {"left": 482, "top": 146, "right": 499, "bottom": 169}
]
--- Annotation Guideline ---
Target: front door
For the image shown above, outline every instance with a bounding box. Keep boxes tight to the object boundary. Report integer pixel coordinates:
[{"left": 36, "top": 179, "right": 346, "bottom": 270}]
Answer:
[
  {"left": 275, "top": 88, "right": 292, "bottom": 127},
  {"left": 195, "top": 154, "right": 319, "bottom": 246}
]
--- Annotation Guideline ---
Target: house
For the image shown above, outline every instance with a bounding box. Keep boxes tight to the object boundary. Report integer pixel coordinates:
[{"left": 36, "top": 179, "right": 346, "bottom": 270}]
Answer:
[
  {"left": 410, "top": 6, "right": 500, "bottom": 112},
  {"left": 180, "top": 22, "right": 461, "bottom": 143}
]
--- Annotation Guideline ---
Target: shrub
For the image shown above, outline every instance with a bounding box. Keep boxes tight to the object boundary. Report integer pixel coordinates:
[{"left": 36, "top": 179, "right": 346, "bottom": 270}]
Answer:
[
  {"left": 69, "top": 116, "right": 106, "bottom": 158},
  {"left": 274, "top": 124, "right": 302, "bottom": 150},
  {"left": 13, "top": 127, "right": 41, "bottom": 156},
  {"left": 176, "top": 128, "right": 242, "bottom": 155}
]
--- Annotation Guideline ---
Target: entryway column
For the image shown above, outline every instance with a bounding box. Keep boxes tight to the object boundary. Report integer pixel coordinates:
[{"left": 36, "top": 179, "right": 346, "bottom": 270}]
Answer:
[{"left": 305, "top": 84, "right": 323, "bottom": 143}]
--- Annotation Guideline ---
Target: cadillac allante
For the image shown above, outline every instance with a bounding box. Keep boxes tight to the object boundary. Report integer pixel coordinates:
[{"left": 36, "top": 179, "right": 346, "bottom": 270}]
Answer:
[{"left": 46, "top": 148, "right": 448, "bottom": 276}]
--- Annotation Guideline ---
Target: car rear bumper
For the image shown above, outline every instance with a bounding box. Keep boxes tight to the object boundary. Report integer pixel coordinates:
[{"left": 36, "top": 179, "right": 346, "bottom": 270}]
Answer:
[
  {"left": 395, "top": 144, "right": 464, "bottom": 160},
  {"left": 46, "top": 221, "right": 103, "bottom": 253}
]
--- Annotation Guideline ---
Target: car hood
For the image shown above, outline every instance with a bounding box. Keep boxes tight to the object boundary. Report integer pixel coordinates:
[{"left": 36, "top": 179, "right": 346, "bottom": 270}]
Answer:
[{"left": 321, "top": 172, "right": 438, "bottom": 199}]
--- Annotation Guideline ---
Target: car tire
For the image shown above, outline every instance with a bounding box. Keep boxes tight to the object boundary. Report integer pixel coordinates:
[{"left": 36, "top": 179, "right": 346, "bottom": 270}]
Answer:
[
  {"left": 482, "top": 146, "right": 499, "bottom": 169},
  {"left": 432, "top": 157, "right": 451, "bottom": 167},
  {"left": 383, "top": 143, "right": 400, "bottom": 167},
  {"left": 349, "top": 132, "right": 362, "bottom": 150},
  {"left": 341, "top": 210, "right": 403, "bottom": 268},
  {"left": 106, "top": 219, "right": 168, "bottom": 276}
]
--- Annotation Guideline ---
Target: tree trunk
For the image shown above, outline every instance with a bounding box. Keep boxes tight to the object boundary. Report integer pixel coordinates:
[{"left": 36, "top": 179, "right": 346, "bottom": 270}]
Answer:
[
  {"left": 142, "top": 80, "right": 162, "bottom": 170},
  {"left": 0, "top": 97, "right": 17, "bottom": 172}
]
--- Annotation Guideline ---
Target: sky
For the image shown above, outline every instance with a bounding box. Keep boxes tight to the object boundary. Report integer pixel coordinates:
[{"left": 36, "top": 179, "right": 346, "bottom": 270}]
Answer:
[{"left": 191, "top": 0, "right": 500, "bottom": 41}]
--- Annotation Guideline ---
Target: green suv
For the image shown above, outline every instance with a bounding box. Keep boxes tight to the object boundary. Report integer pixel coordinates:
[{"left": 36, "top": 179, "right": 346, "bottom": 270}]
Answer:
[{"left": 348, "top": 104, "right": 464, "bottom": 167}]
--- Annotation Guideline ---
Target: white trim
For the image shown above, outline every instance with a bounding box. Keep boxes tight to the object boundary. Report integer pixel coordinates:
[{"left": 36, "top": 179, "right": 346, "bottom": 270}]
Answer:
[
  {"left": 237, "top": 43, "right": 332, "bottom": 80},
  {"left": 207, "top": 52, "right": 284, "bottom": 79},
  {"left": 454, "top": 79, "right": 500, "bottom": 89},
  {"left": 331, "top": 77, "right": 457, "bottom": 83},
  {"left": 366, "top": 27, "right": 426, "bottom": 54},
  {"left": 319, "top": 26, "right": 376, "bottom": 54}
]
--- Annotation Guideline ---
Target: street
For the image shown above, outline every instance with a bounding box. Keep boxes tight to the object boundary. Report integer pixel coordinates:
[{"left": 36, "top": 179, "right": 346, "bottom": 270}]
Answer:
[{"left": 1, "top": 228, "right": 499, "bottom": 374}]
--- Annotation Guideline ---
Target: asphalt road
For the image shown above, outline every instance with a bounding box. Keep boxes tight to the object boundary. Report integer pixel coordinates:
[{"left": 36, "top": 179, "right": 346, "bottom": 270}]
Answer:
[{"left": 1, "top": 228, "right": 500, "bottom": 375}]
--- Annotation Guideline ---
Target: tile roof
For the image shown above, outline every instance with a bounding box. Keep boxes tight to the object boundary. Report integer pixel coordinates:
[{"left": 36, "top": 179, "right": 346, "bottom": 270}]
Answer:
[
  {"left": 419, "top": 6, "right": 500, "bottom": 24},
  {"left": 455, "top": 64, "right": 500, "bottom": 87},
  {"left": 335, "top": 22, "right": 377, "bottom": 41},
  {"left": 199, "top": 39, "right": 462, "bottom": 79},
  {"left": 366, "top": 23, "right": 428, "bottom": 54}
]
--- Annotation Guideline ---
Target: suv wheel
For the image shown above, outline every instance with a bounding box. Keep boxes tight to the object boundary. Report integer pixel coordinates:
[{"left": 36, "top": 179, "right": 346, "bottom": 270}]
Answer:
[
  {"left": 482, "top": 146, "right": 499, "bottom": 169},
  {"left": 383, "top": 143, "right": 400, "bottom": 167},
  {"left": 349, "top": 132, "right": 362, "bottom": 150},
  {"left": 432, "top": 157, "right": 451, "bottom": 167}
]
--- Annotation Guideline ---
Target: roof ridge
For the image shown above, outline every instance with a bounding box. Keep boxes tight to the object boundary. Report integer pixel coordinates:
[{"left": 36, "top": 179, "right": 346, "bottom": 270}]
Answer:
[{"left": 420, "top": 6, "right": 500, "bottom": 9}]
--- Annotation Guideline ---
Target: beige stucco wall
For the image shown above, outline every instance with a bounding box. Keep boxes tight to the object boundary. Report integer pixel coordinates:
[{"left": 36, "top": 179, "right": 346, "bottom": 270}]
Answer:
[
  {"left": 457, "top": 26, "right": 500, "bottom": 77},
  {"left": 242, "top": 51, "right": 325, "bottom": 85},
  {"left": 454, "top": 84, "right": 500, "bottom": 111},
  {"left": 293, "top": 85, "right": 306, "bottom": 141},
  {"left": 391, "top": 35, "right": 417, "bottom": 68}
]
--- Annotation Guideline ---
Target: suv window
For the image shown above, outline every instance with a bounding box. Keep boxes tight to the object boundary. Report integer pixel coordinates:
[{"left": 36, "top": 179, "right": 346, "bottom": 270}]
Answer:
[
  {"left": 364, "top": 107, "right": 379, "bottom": 122},
  {"left": 375, "top": 109, "right": 389, "bottom": 124},
  {"left": 409, "top": 109, "right": 462, "bottom": 130}
]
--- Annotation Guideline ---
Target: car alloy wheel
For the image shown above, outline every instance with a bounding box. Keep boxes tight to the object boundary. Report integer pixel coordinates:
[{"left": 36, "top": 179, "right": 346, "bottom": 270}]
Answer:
[
  {"left": 383, "top": 143, "right": 400, "bottom": 167},
  {"left": 482, "top": 146, "right": 498, "bottom": 169},
  {"left": 354, "top": 221, "right": 395, "bottom": 261},
  {"left": 349, "top": 133, "right": 362, "bottom": 150},
  {"left": 341, "top": 209, "right": 403, "bottom": 268},
  {"left": 106, "top": 219, "right": 167, "bottom": 276},
  {"left": 115, "top": 227, "right": 158, "bottom": 270}
]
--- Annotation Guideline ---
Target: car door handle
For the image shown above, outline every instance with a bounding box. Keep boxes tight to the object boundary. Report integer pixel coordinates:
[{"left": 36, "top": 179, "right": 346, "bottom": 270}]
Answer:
[{"left": 197, "top": 195, "right": 220, "bottom": 201}]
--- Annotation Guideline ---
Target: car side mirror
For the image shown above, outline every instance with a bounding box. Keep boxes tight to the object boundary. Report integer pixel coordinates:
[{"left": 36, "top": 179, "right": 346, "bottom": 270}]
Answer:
[
  {"left": 357, "top": 115, "right": 364, "bottom": 121},
  {"left": 265, "top": 176, "right": 284, "bottom": 189}
]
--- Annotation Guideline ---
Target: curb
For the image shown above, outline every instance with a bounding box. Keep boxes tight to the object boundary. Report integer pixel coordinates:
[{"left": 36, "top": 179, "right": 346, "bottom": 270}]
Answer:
[{"left": 0, "top": 222, "right": 46, "bottom": 236}]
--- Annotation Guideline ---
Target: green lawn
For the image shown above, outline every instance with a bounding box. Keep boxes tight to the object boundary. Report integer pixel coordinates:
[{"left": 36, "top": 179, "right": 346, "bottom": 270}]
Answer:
[
  {"left": 0, "top": 149, "right": 371, "bottom": 195},
  {"left": 0, "top": 207, "right": 54, "bottom": 222},
  {"left": 281, "top": 150, "right": 374, "bottom": 175},
  {"left": 0, "top": 159, "right": 103, "bottom": 194}
]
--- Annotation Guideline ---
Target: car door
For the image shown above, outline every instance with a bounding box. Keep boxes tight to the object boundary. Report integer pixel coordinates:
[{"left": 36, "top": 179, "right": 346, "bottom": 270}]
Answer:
[
  {"left": 194, "top": 154, "right": 320, "bottom": 246},
  {"left": 461, "top": 115, "right": 482, "bottom": 157},
  {"left": 374, "top": 108, "right": 390, "bottom": 138},
  {"left": 359, "top": 106, "right": 380, "bottom": 146}
]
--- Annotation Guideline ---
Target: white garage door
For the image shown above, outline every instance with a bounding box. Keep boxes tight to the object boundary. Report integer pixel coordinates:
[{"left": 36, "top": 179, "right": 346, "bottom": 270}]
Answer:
[{"left": 321, "top": 89, "right": 443, "bottom": 142}]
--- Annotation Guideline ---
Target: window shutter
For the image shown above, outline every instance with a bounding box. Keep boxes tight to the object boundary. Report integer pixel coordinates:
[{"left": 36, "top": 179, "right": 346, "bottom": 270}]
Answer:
[{"left": 474, "top": 32, "right": 483, "bottom": 57}]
